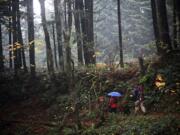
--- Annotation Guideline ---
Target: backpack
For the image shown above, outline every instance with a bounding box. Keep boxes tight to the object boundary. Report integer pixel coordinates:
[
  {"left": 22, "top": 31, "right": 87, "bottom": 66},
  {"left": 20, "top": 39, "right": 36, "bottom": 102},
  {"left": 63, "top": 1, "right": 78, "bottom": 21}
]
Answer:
[{"left": 133, "top": 87, "right": 140, "bottom": 101}]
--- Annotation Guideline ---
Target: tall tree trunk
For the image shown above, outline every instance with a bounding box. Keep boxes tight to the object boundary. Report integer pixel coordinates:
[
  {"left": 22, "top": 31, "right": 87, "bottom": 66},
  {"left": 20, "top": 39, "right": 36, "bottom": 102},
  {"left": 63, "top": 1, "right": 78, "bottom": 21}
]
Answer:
[
  {"left": 14, "top": 0, "right": 22, "bottom": 69},
  {"left": 17, "top": 0, "right": 27, "bottom": 72},
  {"left": 54, "top": 0, "right": 64, "bottom": 71},
  {"left": 64, "top": 0, "right": 72, "bottom": 75},
  {"left": 74, "top": 0, "right": 83, "bottom": 65},
  {"left": 84, "top": 0, "right": 96, "bottom": 65},
  {"left": 39, "top": 0, "right": 54, "bottom": 77},
  {"left": 80, "top": 0, "right": 88, "bottom": 65},
  {"left": 138, "top": 57, "right": 145, "bottom": 76},
  {"left": 12, "top": 0, "right": 18, "bottom": 74},
  {"left": 0, "top": 24, "right": 4, "bottom": 72},
  {"left": 151, "top": 0, "right": 161, "bottom": 53},
  {"left": 117, "top": 0, "right": 124, "bottom": 68},
  {"left": 27, "top": 0, "right": 35, "bottom": 77},
  {"left": 52, "top": 23, "right": 58, "bottom": 69},
  {"left": 8, "top": 1, "right": 13, "bottom": 68},
  {"left": 175, "top": 0, "right": 180, "bottom": 47},
  {"left": 87, "top": 0, "right": 95, "bottom": 64},
  {"left": 155, "top": 0, "right": 172, "bottom": 55},
  {"left": 67, "top": 0, "right": 72, "bottom": 72},
  {"left": 173, "top": 0, "right": 177, "bottom": 48}
]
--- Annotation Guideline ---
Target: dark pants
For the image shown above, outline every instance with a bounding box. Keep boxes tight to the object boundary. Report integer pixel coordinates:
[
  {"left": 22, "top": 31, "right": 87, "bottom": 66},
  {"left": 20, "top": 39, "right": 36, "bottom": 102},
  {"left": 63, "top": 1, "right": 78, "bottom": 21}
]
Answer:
[{"left": 109, "top": 107, "right": 117, "bottom": 113}]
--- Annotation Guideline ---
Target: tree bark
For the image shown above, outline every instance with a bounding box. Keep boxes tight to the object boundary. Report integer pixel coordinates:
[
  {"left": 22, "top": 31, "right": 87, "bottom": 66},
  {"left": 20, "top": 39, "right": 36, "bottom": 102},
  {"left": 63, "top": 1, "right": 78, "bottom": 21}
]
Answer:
[
  {"left": 138, "top": 57, "right": 145, "bottom": 76},
  {"left": 39, "top": 0, "right": 54, "bottom": 77},
  {"left": 8, "top": 1, "right": 13, "bottom": 68},
  {"left": 173, "top": 0, "right": 177, "bottom": 48},
  {"left": 0, "top": 24, "right": 4, "bottom": 72},
  {"left": 52, "top": 23, "right": 58, "bottom": 69},
  {"left": 64, "top": 0, "right": 72, "bottom": 75},
  {"left": 12, "top": 0, "right": 18, "bottom": 74},
  {"left": 14, "top": 0, "right": 22, "bottom": 69},
  {"left": 84, "top": 0, "right": 96, "bottom": 65},
  {"left": 17, "top": 0, "right": 27, "bottom": 72},
  {"left": 27, "top": 0, "right": 35, "bottom": 77},
  {"left": 155, "top": 0, "right": 172, "bottom": 55},
  {"left": 175, "top": 0, "right": 180, "bottom": 47},
  {"left": 151, "top": 0, "right": 161, "bottom": 53},
  {"left": 67, "top": 0, "right": 72, "bottom": 72},
  {"left": 74, "top": 0, "right": 83, "bottom": 65},
  {"left": 117, "top": 0, "right": 124, "bottom": 68},
  {"left": 54, "top": 0, "right": 64, "bottom": 71},
  {"left": 80, "top": 0, "right": 88, "bottom": 65}
]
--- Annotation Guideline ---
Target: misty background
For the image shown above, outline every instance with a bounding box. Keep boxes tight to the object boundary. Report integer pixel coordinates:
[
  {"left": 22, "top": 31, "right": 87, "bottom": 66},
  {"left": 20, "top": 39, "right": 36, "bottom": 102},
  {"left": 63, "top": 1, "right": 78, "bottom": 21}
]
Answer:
[{"left": 1, "top": 0, "right": 173, "bottom": 68}]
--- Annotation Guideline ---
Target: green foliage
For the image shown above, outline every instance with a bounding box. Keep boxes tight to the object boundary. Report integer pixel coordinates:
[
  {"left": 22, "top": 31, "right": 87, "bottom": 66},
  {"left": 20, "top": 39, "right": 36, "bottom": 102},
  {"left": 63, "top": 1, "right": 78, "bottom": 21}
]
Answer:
[
  {"left": 117, "top": 82, "right": 129, "bottom": 90},
  {"left": 82, "top": 125, "right": 98, "bottom": 135},
  {"left": 86, "top": 111, "right": 98, "bottom": 119},
  {"left": 139, "top": 71, "right": 154, "bottom": 85},
  {"left": 46, "top": 128, "right": 60, "bottom": 135},
  {"left": 80, "top": 115, "right": 180, "bottom": 135},
  {"left": 97, "top": 124, "right": 122, "bottom": 134},
  {"left": 121, "top": 116, "right": 154, "bottom": 135},
  {"left": 138, "top": 71, "right": 155, "bottom": 95},
  {"left": 1, "top": 58, "right": 180, "bottom": 135},
  {"left": 144, "top": 91, "right": 160, "bottom": 108},
  {"left": 14, "top": 128, "right": 33, "bottom": 135},
  {"left": 62, "top": 127, "right": 75, "bottom": 135},
  {"left": 149, "top": 116, "right": 179, "bottom": 135},
  {"left": 158, "top": 68, "right": 173, "bottom": 84},
  {"left": 122, "top": 115, "right": 179, "bottom": 135}
]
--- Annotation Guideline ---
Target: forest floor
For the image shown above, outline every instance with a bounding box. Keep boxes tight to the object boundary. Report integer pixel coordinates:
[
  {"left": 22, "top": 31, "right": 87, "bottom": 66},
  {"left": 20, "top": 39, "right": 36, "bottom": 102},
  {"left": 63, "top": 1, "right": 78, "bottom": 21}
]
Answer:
[
  {"left": 0, "top": 59, "right": 180, "bottom": 134},
  {"left": 0, "top": 93, "right": 180, "bottom": 135},
  {"left": 0, "top": 94, "right": 51, "bottom": 135},
  {"left": 0, "top": 82, "right": 179, "bottom": 135}
]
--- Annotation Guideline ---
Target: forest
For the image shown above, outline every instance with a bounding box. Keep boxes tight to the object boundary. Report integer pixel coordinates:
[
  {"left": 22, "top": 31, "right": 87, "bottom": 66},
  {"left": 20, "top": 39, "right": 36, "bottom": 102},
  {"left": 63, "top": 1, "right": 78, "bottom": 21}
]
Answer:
[{"left": 0, "top": 0, "right": 180, "bottom": 134}]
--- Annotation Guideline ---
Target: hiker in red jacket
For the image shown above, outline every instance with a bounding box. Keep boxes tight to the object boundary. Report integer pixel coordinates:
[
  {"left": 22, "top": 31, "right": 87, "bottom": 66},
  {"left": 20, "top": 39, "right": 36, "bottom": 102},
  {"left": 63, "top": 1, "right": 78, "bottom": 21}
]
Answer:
[{"left": 108, "top": 97, "right": 118, "bottom": 113}]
